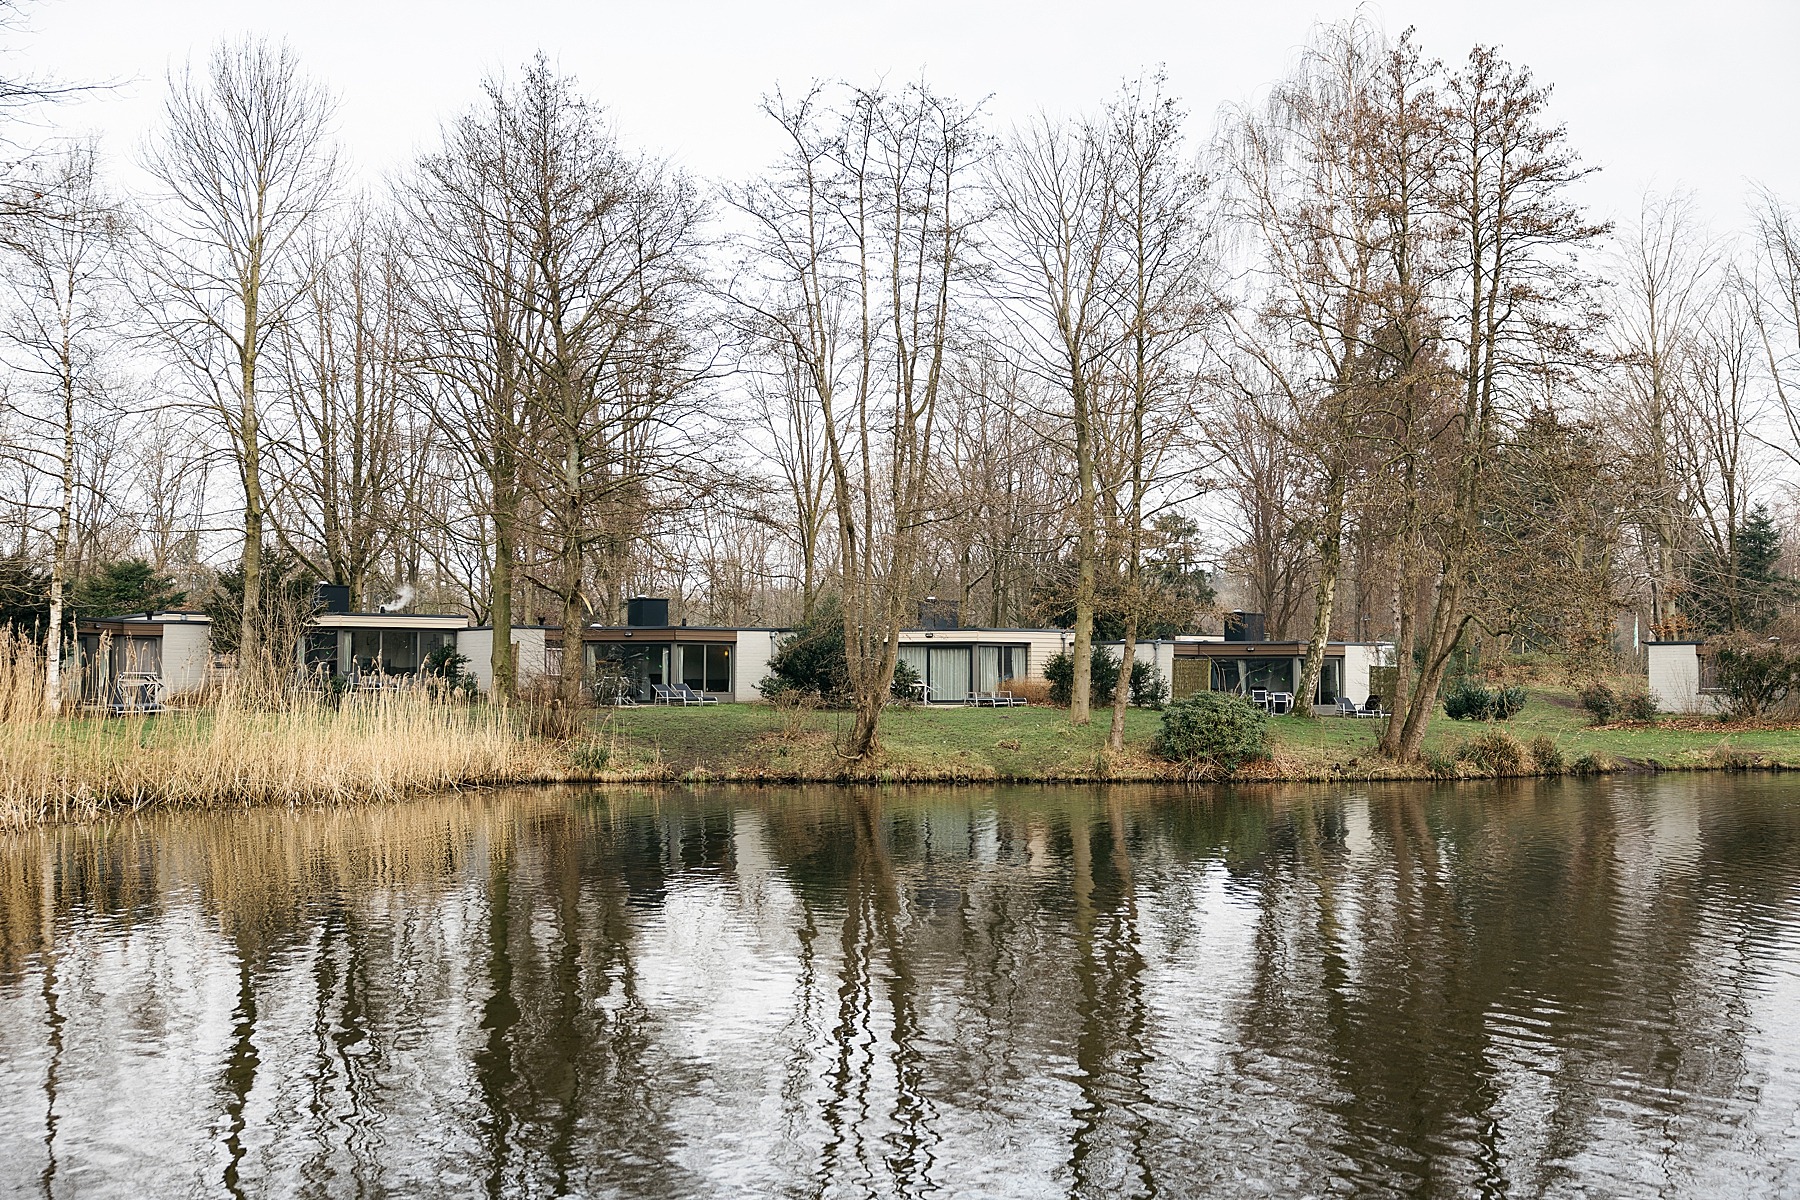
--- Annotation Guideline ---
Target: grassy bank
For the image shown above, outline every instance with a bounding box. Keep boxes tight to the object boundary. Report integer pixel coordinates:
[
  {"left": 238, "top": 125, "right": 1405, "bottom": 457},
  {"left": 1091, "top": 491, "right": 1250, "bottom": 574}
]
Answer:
[
  {"left": 585, "top": 686, "right": 1800, "bottom": 783},
  {"left": 10, "top": 649, "right": 1800, "bottom": 829}
]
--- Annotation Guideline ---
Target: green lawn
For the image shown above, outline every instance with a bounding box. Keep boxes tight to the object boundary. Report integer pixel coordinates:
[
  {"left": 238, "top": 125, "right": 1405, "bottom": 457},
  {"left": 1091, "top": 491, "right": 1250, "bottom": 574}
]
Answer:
[{"left": 589, "top": 687, "right": 1800, "bottom": 782}]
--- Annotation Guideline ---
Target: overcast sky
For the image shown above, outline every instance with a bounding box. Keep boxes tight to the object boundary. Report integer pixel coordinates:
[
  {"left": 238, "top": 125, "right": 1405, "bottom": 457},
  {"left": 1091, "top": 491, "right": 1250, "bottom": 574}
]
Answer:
[{"left": 16, "top": 0, "right": 1800, "bottom": 238}]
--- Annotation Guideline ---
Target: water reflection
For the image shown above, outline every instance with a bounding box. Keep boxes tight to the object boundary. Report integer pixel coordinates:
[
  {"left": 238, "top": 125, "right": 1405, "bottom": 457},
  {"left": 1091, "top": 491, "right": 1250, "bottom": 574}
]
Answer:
[{"left": 1, "top": 777, "right": 1799, "bottom": 1197}]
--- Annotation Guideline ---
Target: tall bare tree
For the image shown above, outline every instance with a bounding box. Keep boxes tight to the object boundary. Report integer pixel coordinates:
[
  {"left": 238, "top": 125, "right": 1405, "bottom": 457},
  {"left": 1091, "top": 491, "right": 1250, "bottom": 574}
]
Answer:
[
  {"left": 1100, "top": 75, "right": 1216, "bottom": 749},
  {"left": 0, "top": 142, "right": 125, "bottom": 708},
  {"left": 141, "top": 38, "right": 338, "bottom": 665},
  {"left": 1611, "top": 192, "right": 1717, "bottom": 636},
  {"left": 272, "top": 207, "right": 412, "bottom": 605},
  {"left": 987, "top": 113, "right": 1121, "bottom": 724},
  {"left": 1384, "top": 45, "right": 1605, "bottom": 760},
  {"left": 735, "top": 81, "right": 982, "bottom": 757}
]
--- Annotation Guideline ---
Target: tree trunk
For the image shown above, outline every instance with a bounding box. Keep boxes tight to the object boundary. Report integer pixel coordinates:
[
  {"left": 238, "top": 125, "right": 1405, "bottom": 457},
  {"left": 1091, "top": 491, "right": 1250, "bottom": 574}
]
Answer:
[
  {"left": 490, "top": 498, "right": 517, "bottom": 702},
  {"left": 1294, "top": 473, "right": 1344, "bottom": 721},
  {"left": 1070, "top": 382, "right": 1097, "bottom": 725},
  {"left": 43, "top": 355, "right": 76, "bottom": 714}
]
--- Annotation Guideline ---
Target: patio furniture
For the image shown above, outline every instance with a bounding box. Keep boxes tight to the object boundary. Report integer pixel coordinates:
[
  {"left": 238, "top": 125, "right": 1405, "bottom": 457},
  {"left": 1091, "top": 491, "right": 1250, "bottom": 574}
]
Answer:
[
  {"left": 675, "top": 683, "right": 719, "bottom": 706},
  {"left": 1336, "top": 697, "right": 1359, "bottom": 717},
  {"left": 592, "top": 678, "right": 637, "bottom": 706},
  {"left": 1358, "top": 696, "right": 1387, "bottom": 718},
  {"left": 1270, "top": 691, "right": 1294, "bottom": 715},
  {"left": 112, "top": 672, "right": 164, "bottom": 716},
  {"left": 995, "top": 690, "right": 1026, "bottom": 707},
  {"left": 651, "top": 683, "right": 689, "bottom": 705}
]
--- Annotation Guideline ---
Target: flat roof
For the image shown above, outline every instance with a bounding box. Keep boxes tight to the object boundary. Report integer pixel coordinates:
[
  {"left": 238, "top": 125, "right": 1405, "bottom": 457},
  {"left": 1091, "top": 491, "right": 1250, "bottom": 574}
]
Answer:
[{"left": 312, "top": 612, "right": 470, "bottom": 628}]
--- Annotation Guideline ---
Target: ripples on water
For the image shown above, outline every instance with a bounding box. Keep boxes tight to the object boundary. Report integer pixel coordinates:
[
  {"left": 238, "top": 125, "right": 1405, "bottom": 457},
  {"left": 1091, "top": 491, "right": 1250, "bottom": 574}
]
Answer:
[{"left": 1, "top": 776, "right": 1798, "bottom": 1198}]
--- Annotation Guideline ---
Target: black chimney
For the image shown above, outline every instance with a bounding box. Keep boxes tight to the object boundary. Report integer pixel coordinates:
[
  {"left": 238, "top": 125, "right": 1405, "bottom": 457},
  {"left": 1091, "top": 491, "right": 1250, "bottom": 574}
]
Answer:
[
  {"left": 1224, "top": 611, "right": 1266, "bottom": 642},
  {"left": 315, "top": 583, "right": 351, "bottom": 614},
  {"left": 625, "top": 597, "right": 669, "bottom": 628},
  {"left": 918, "top": 595, "right": 959, "bottom": 630}
]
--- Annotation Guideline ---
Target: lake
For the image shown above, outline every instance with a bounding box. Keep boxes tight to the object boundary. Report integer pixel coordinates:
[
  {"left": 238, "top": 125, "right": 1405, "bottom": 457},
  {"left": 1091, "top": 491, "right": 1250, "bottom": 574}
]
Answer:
[{"left": 1, "top": 776, "right": 1797, "bottom": 1197}]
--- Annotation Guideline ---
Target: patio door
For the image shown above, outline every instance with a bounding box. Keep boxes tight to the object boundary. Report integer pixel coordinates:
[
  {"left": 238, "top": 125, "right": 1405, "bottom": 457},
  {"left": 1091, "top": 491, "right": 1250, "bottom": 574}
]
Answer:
[{"left": 927, "top": 647, "right": 970, "bottom": 703}]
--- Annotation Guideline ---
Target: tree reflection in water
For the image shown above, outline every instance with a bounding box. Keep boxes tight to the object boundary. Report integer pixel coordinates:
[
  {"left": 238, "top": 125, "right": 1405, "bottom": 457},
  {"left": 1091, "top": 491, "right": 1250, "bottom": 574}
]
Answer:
[{"left": 0, "top": 777, "right": 1796, "bottom": 1197}]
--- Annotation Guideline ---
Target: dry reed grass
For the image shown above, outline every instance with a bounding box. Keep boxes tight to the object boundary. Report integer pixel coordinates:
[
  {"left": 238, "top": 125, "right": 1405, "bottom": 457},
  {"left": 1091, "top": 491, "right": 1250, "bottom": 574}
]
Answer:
[{"left": 0, "top": 626, "right": 561, "bottom": 828}]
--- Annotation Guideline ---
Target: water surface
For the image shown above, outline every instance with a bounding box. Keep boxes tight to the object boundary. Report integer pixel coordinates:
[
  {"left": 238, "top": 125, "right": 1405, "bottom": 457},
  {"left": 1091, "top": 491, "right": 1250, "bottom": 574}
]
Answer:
[{"left": 2, "top": 776, "right": 1798, "bottom": 1197}]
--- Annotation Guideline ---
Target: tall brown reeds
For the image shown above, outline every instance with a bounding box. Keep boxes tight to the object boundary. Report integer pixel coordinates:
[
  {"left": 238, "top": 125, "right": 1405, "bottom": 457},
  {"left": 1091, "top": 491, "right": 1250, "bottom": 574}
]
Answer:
[{"left": 0, "top": 626, "right": 563, "bottom": 828}]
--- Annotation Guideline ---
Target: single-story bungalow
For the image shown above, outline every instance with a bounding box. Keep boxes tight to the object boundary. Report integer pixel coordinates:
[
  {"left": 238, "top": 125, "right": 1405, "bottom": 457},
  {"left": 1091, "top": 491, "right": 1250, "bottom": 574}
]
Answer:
[{"left": 72, "top": 610, "right": 213, "bottom": 707}]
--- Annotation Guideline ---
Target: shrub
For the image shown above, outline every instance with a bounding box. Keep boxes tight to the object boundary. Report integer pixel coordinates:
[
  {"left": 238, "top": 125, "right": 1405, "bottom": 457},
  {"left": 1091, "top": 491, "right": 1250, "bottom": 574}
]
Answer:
[
  {"left": 1458, "top": 728, "right": 1526, "bottom": 775},
  {"left": 1529, "top": 735, "right": 1564, "bottom": 774},
  {"left": 1618, "top": 684, "right": 1658, "bottom": 722},
  {"left": 1443, "top": 678, "right": 1527, "bottom": 722},
  {"left": 1568, "top": 751, "right": 1615, "bottom": 775},
  {"left": 1578, "top": 681, "right": 1619, "bottom": 724},
  {"left": 1151, "top": 693, "right": 1270, "bottom": 772},
  {"left": 1420, "top": 748, "right": 1460, "bottom": 778},
  {"left": 1044, "top": 646, "right": 1121, "bottom": 708},
  {"left": 1002, "top": 678, "right": 1051, "bottom": 706},
  {"left": 1129, "top": 661, "right": 1169, "bottom": 709},
  {"left": 422, "top": 642, "right": 477, "bottom": 698},
  {"left": 759, "top": 606, "right": 849, "bottom": 702},
  {"left": 1709, "top": 744, "right": 1764, "bottom": 770},
  {"left": 890, "top": 658, "right": 921, "bottom": 703},
  {"left": 1708, "top": 633, "right": 1800, "bottom": 718}
]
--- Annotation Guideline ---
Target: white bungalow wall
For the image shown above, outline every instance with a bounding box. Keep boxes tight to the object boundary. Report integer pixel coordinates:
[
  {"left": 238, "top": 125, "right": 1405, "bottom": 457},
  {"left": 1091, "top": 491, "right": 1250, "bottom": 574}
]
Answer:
[
  {"left": 1341, "top": 644, "right": 1377, "bottom": 709},
  {"left": 1647, "top": 643, "right": 1717, "bottom": 715},
  {"left": 734, "top": 630, "right": 782, "bottom": 701},
  {"left": 160, "top": 623, "right": 212, "bottom": 696},
  {"left": 455, "top": 627, "right": 549, "bottom": 694},
  {"left": 1096, "top": 639, "right": 1178, "bottom": 687}
]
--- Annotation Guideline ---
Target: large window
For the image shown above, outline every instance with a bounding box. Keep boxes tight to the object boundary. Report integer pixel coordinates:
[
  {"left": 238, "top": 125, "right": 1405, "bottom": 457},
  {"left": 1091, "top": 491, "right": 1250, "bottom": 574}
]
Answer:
[
  {"left": 595, "top": 643, "right": 670, "bottom": 701},
  {"left": 1210, "top": 657, "right": 1296, "bottom": 695},
  {"left": 350, "top": 629, "right": 424, "bottom": 674},
  {"left": 903, "top": 642, "right": 1028, "bottom": 702},
  {"left": 679, "top": 643, "right": 732, "bottom": 694},
  {"left": 305, "top": 631, "right": 339, "bottom": 677}
]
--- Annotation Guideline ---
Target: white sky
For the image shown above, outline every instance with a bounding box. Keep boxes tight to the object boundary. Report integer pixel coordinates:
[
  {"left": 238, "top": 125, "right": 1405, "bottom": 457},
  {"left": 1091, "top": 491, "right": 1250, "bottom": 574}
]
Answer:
[{"left": 15, "top": 0, "right": 1800, "bottom": 240}]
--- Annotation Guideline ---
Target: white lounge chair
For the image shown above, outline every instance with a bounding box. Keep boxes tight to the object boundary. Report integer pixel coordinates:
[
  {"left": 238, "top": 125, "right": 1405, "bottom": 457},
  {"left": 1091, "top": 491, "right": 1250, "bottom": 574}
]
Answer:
[{"left": 675, "top": 683, "right": 719, "bottom": 706}]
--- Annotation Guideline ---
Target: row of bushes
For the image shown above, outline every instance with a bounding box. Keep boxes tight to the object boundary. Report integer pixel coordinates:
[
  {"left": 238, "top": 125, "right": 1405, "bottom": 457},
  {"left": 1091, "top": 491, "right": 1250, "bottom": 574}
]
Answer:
[{"left": 1442, "top": 679, "right": 1526, "bottom": 721}]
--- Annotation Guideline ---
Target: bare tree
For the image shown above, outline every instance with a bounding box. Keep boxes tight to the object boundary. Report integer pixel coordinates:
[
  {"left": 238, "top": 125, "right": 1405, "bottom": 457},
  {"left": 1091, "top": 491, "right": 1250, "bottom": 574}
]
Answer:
[
  {"left": 735, "top": 81, "right": 982, "bottom": 757},
  {"left": 1610, "top": 192, "right": 1717, "bottom": 636},
  {"left": 0, "top": 142, "right": 126, "bottom": 709},
  {"left": 140, "top": 38, "right": 338, "bottom": 665},
  {"left": 271, "top": 207, "right": 413, "bottom": 606},
  {"left": 400, "top": 75, "right": 535, "bottom": 697},
  {"left": 986, "top": 112, "right": 1121, "bottom": 724},
  {"left": 1225, "top": 20, "right": 1393, "bottom": 720},
  {"left": 1384, "top": 45, "right": 1605, "bottom": 760},
  {"left": 1098, "top": 75, "right": 1216, "bottom": 748}
]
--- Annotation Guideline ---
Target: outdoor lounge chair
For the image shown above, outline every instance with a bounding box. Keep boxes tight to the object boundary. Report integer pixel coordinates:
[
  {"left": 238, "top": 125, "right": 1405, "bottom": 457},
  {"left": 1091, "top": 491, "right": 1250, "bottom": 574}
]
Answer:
[
  {"left": 1358, "top": 696, "right": 1387, "bottom": 718},
  {"left": 1270, "top": 691, "right": 1294, "bottom": 715},
  {"left": 995, "top": 690, "right": 1025, "bottom": 707},
  {"left": 675, "top": 683, "right": 719, "bottom": 706},
  {"left": 1336, "top": 697, "right": 1359, "bottom": 717},
  {"left": 651, "top": 683, "right": 686, "bottom": 705}
]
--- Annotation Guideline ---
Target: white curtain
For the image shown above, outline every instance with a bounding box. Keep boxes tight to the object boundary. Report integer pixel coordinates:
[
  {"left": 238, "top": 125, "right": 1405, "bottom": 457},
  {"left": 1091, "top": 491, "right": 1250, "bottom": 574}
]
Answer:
[
  {"left": 928, "top": 647, "right": 970, "bottom": 702},
  {"left": 977, "top": 646, "right": 1001, "bottom": 693}
]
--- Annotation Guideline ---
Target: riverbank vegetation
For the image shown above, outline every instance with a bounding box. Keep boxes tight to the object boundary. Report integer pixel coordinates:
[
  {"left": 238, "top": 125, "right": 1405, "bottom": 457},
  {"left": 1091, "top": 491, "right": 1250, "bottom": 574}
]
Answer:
[
  {"left": 574, "top": 688, "right": 1800, "bottom": 784},
  {"left": 0, "top": 632, "right": 553, "bottom": 828}
]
